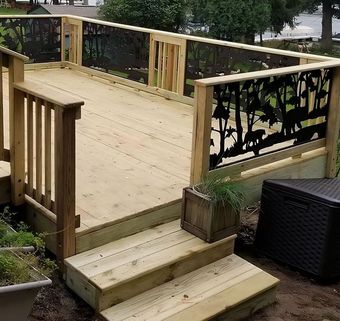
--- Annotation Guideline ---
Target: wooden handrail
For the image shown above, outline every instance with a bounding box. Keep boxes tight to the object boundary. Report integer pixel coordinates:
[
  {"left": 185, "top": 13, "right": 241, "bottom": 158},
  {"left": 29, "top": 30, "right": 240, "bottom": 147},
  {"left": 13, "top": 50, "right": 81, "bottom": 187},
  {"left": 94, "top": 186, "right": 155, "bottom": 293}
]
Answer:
[
  {"left": 14, "top": 80, "right": 84, "bottom": 108},
  {"left": 0, "top": 46, "right": 28, "bottom": 64},
  {"left": 195, "top": 60, "right": 340, "bottom": 87}
]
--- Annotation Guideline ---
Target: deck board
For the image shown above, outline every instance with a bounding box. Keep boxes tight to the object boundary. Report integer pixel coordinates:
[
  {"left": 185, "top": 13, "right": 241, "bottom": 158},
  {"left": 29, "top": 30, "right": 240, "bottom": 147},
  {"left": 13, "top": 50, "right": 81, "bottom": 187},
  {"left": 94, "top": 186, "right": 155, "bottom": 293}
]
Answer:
[
  {"left": 2, "top": 67, "right": 278, "bottom": 245},
  {"left": 100, "top": 254, "right": 279, "bottom": 321},
  {"left": 12, "top": 68, "right": 193, "bottom": 234}
]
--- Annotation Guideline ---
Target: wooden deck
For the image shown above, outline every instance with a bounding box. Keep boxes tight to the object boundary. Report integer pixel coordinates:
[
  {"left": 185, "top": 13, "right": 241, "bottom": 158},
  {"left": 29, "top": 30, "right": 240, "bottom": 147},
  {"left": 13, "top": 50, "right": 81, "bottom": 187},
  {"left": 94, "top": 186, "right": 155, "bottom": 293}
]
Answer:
[
  {"left": 0, "top": 66, "right": 295, "bottom": 252},
  {"left": 0, "top": 67, "right": 193, "bottom": 250},
  {"left": 25, "top": 68, "right": 194, "bottom": 248}
]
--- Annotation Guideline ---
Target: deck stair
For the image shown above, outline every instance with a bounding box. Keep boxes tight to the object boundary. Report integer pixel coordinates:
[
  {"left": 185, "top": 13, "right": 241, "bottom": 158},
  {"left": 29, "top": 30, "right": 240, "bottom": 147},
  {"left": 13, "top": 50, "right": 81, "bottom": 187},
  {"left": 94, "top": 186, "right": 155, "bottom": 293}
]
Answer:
[{"left": 65, "top": 220, "right": 279, "bottom": 320}]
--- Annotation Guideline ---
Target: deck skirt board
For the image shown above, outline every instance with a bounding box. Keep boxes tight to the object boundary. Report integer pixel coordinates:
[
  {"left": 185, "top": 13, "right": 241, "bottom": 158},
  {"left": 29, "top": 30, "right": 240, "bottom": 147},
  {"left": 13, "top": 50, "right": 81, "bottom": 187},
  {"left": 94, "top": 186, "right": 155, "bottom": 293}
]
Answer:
[
  {"left": 75, "top": 200, "right": 182, "bottom": 253},
  {"left": 100, "top": 255, "right": 279, "bottom": 321}
]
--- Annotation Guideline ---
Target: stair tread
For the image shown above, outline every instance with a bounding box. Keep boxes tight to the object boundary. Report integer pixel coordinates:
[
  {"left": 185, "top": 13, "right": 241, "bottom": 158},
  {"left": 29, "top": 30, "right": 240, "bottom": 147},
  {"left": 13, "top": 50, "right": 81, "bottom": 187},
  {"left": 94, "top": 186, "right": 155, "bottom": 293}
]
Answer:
[
  {"left": 65, "top": 220, "right": 236, "bottom": 292},
  {"left": 65, "top": 220, "right": 182, "bottom": 269},
  {"left": 100, "top": 254, "right": 279, "bottom": 321}
]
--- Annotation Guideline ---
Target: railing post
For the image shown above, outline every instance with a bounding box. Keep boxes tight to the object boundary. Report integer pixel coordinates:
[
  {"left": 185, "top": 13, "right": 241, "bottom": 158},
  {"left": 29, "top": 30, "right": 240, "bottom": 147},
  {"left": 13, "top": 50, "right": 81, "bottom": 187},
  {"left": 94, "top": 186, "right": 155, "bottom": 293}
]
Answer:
[
  {"left": 326, "top": 66, "right": 340, "bottom": 178},
  {"left": 190, "top": 83, "right": 213, "bottom": 185},
  {"left": 65, "top": 17, "right": 83, "bottom": 65},
  {"left": 61, "top": 17, "right": 66, "bottom": 62},
  {"left": 8, "top": 56, "right": 25, "bottom": 206},
  {"left": 55, "top": 105, "right": 78, "bottom": 267}
]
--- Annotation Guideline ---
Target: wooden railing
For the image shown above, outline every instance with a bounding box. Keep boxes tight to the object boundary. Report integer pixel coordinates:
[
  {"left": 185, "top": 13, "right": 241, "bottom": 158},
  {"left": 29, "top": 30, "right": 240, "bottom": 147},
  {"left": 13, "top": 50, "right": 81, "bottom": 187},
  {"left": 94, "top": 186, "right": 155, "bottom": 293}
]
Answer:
[
  {"left": 0, "top": 44, "right": 84, "bottom": 266},
  {"left": 12, "top": 80, "right": 83, "bottom": 266},
  {"left": 0, "top": 14, "right": 335, "bottom": 105},
  {"left": 0, "top": 16, "right": 340, "bottom": 240},
  {"left": 190, "top": 60, "right": 340, "bottom": 186},
  {"left": 0, "top": 48, "right": 28, "bottom": 172}
]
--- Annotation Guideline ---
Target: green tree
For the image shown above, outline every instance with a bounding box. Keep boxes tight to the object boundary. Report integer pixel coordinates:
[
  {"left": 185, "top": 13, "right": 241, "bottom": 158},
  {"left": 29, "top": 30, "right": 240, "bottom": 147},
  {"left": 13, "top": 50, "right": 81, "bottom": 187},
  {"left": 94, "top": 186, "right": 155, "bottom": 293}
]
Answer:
[
  {"left": 204, "top": 0, "right": 271, "bottom": 44},
  {"left": 270, "top": 0, "right": 308, "bottom": 33},
  {"left": 99, "top": 0, "right": 187, "bottom": 32},
  {"left": 189, "top": 0, "right": 306, "bottom": 44}
]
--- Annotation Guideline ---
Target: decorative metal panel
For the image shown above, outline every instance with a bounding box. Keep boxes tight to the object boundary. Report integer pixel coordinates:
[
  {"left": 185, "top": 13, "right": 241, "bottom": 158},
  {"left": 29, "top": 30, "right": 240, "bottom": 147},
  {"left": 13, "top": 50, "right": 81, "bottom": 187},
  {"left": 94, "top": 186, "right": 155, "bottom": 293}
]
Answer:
[
  {"left": 185, "top": 41, "right": 300, "bottom": 97},
  {"left": 210, "top": 68, "right": 332, "bottom": 169},
  {"left": 82, "top": 22, "right": 149, "bottom": 84},
  {"left": 0, "top": 17, "right": 61, "bottom": 63}
]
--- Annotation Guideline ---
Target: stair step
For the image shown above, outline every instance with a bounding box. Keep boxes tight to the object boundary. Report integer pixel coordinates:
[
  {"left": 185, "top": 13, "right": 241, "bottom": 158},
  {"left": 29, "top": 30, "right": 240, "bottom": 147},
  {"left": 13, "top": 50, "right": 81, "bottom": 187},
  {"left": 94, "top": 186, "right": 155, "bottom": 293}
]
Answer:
[
  {"left": 100, "top": 254, "right": 279, "bottom": 321},
  {"left": 65, "top": 220, "right": 235, "bottom": 311}
]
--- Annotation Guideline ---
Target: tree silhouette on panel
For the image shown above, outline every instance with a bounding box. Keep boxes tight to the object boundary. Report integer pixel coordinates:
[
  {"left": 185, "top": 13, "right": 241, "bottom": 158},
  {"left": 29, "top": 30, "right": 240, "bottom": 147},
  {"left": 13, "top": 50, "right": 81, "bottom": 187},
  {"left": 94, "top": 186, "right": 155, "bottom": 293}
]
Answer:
[
  {"left": 210, "top": 68, "right": 332, "bottom": 169},
  {"left": 0, "top": 18, "right": 61, "bottom": 62},
  {"left": 82, "top": 22, "right": 149, "bottom": 84}
]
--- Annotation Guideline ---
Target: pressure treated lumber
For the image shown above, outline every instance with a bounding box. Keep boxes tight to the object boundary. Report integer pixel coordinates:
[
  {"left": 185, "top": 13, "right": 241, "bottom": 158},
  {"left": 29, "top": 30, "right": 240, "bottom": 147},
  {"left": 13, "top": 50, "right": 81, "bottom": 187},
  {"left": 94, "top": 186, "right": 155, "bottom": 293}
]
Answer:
[
  {"left": 65, "top": 220, "right": 236, "bottom": 311},
  {"left": 100, "top": 254, "right": 279, "bottom": 321},
  {"left": 2, "top": 68, "right": 329, "bottom": 253}
]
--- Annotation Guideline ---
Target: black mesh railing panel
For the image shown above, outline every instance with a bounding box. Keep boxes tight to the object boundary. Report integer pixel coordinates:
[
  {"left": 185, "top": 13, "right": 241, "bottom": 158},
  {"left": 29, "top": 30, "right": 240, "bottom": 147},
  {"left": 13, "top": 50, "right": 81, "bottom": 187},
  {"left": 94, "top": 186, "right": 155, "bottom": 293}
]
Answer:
[
  {"left": 185, "top": 40, "right": 300, "bottom": 97},
  {"left": 0, "top": 17, "right": 61, "bottom": 63},
  {"left": 82, "top": 22, "right": 150, "bottom": 84}
]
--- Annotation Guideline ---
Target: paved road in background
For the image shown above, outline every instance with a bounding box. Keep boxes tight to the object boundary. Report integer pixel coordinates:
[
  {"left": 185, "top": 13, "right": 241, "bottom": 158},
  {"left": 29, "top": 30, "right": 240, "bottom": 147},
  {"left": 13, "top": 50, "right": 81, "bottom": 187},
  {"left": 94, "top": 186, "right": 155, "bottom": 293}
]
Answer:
[
  {"left": 263, "top": 13, "right": 340, "bottom": 39},
  {"left": 296, "top": 13, "right": 340, "bottom": 36}
]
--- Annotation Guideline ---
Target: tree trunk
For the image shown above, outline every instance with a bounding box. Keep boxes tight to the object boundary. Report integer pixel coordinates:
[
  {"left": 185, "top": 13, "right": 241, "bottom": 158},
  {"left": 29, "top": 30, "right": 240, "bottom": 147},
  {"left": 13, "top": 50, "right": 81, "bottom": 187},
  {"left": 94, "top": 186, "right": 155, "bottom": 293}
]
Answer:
[{"left": 321, "top": 0, "right": 333, "bottom": 51}]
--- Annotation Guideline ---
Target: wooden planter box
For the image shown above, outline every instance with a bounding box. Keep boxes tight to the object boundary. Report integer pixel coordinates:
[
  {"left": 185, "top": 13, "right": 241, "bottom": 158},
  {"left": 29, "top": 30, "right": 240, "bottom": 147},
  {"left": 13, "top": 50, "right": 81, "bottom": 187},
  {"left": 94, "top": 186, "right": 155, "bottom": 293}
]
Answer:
[{"left": 181, "top": 187, "right": 240, "bottom": 243}]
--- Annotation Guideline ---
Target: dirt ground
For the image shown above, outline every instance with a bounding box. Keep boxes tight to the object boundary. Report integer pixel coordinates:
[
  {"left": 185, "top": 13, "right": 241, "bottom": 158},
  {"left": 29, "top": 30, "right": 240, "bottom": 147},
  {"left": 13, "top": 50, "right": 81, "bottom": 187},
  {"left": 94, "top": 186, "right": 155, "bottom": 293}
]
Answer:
[{"left": 28, "top": 206, "right": 340, "bottom": 321}]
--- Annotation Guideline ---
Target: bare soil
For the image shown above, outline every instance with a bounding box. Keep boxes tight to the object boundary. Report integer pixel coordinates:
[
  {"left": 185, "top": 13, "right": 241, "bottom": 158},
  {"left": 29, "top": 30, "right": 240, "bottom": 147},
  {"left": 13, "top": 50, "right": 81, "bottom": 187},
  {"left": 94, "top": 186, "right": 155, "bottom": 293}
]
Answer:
[
  {"left": 28, "top": 205, "right": 340, "bottom": 321},
  {"left": 28, "top": 274, "right": 103, "bottom": 321},
  {"left": 238, "top": 203, "right": 340, "bottom": 321}
]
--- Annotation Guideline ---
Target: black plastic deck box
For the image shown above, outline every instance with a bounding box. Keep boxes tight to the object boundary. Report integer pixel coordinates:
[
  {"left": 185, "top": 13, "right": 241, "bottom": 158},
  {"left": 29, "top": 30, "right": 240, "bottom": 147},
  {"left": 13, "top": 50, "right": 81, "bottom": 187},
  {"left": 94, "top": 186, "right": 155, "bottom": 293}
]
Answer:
[{"left": 255, "top": 178, "right": 340, "bottom": 280}]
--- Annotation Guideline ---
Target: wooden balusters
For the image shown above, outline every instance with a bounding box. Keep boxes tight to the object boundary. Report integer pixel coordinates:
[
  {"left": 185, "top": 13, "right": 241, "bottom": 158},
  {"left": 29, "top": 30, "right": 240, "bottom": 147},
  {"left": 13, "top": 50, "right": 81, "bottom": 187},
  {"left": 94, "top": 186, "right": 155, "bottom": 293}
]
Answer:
[
  {"left": 35, "top": 98, "right": 43, "bottom": 203},
  {"left": 26, "top": 95, "right": 34, "bottom": 196},
  {"left": 149, "top": 34, "right": 186, "bottom": 95},
  {"left": 25, "top": 96, "right": 53, "bottom": 210},
  {"left": 44, "top": 102, "right": 52, "bottom": 209}
]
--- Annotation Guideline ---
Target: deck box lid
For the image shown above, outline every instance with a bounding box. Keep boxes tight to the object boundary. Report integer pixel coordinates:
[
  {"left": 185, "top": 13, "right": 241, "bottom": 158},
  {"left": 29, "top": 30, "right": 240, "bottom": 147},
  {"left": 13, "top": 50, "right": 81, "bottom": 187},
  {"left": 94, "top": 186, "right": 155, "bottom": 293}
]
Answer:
[{"left": 263, "top": 178, "right": 340, "bottom": 207}]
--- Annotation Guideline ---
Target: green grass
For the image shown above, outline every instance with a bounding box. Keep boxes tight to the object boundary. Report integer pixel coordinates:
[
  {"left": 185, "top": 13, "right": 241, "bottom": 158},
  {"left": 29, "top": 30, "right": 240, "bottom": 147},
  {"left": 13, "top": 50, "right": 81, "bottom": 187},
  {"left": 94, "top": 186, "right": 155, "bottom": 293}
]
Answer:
[
  {"left": 195, "top": 177, "right": 244, "bottom": 212},
  {"left": 0, "top": 8, "right": 26, "bottom": 15}
]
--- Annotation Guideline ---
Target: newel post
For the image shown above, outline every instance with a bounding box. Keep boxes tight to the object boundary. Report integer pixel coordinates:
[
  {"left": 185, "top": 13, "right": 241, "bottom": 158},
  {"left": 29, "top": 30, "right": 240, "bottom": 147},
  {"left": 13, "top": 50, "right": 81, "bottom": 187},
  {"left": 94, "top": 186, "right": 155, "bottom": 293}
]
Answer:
[
  {"left": 326, "top": 66, "right": 340, "bottom": 178},
  {"left": 9, "top": 56, "right": 25, "bottom": 206},
  {"left": 190, "top": 83, "right": 214, "bottom": 185},
  {"left": 54, "top": 105, "right": 80, "bottom": 267}
]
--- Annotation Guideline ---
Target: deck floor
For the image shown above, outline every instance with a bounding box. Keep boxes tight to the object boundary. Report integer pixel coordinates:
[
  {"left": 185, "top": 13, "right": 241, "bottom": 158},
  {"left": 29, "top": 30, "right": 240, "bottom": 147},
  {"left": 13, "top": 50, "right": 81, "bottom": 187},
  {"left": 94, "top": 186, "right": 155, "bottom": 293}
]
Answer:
[
  {"left": 6, "top": 68, "right": 194, "bottom": 234},
  {"left": 1, "top": 67, "right": 278, "bottom": 239}
]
